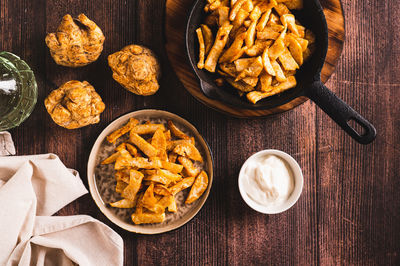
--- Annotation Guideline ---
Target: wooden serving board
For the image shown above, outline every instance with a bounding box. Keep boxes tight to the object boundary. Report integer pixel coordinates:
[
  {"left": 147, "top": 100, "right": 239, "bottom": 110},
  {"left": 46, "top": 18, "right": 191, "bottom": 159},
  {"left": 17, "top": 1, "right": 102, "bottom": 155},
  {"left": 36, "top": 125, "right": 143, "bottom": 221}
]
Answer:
[{"left": 165, "top": 0, "right": 345, "bottom": 118}]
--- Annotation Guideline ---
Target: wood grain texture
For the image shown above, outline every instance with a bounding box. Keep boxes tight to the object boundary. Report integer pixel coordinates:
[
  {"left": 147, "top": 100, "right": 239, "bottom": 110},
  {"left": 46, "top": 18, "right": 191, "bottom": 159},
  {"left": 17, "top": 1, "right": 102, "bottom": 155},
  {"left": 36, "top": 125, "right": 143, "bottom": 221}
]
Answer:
[
  {"left": 316, "top": 0, "right": 400, "bottom": 264},
  {"left": 165, "top": 0, "right": 345, "bottom": 118},
  {"left": 0, "top": 0, "right": 399, "bottom": 265}
]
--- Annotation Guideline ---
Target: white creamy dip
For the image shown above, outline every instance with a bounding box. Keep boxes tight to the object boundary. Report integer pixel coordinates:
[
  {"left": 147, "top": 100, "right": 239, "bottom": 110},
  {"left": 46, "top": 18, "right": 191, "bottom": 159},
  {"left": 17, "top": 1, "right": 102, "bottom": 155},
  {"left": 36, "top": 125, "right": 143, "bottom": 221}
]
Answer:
[{"left": 241, "top": 155, "right": 294, "bottom": 207}]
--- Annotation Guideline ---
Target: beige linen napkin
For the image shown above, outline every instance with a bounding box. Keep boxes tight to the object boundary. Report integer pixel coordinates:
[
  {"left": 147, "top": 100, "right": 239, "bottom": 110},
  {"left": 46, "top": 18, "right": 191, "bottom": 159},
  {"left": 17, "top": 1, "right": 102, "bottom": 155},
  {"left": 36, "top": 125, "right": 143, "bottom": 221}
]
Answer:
[
  {"left": 0, "top": 154, "right": 123, "bottom": 266},
  {"left": 0, "top": 131, "right": 15, "bottom": 156}
]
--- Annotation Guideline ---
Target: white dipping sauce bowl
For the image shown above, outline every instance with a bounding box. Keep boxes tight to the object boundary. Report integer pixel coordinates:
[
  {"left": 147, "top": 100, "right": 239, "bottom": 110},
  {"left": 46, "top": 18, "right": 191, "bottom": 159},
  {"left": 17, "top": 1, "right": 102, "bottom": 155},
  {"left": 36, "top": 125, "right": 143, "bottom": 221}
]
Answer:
[{"left": 238, "top": 149, "right": 304, "bottom": 214}]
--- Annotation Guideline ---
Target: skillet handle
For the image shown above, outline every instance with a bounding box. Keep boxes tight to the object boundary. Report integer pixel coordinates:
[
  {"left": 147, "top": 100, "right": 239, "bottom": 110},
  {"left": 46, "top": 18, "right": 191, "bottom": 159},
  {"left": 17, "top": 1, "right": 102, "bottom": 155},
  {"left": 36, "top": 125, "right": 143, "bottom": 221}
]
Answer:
[{"left": 305, "top": 81, "right": 376, "bottom": 144}]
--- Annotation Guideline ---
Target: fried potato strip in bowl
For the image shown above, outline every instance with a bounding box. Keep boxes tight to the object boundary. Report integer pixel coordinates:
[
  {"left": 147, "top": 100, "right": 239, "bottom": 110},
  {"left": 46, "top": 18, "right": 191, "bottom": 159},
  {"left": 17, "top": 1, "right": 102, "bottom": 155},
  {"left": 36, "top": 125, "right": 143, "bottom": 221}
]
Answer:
[{"left": 195, "top": 0, "right": 315, "bottom": 104}]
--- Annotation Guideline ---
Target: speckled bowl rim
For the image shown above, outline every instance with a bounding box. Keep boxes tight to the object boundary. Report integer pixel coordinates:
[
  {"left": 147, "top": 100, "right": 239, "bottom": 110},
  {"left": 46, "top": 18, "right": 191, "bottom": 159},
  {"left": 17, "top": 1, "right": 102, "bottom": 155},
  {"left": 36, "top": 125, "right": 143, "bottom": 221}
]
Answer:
[{"left": 87, "top": 109, "right": 214, "bottom": 234}]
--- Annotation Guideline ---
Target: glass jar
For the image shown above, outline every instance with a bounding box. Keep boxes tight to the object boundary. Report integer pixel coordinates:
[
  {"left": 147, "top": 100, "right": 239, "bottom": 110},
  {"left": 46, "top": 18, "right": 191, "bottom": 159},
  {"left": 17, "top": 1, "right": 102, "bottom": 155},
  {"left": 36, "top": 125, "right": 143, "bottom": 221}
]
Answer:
[{"left": 0, "top": 52, "right": 38, "bottom": 131}]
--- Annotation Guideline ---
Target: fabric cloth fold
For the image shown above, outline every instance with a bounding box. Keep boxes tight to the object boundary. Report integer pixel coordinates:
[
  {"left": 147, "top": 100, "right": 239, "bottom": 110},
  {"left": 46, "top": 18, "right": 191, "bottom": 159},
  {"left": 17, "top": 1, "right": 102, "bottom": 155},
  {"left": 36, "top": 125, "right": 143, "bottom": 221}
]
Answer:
[
  {"left": 0, "top": 154, "right": 123, "bottom": 266},
  {"left": 0, "top": 131, "right": 15, "bottom": 156}
]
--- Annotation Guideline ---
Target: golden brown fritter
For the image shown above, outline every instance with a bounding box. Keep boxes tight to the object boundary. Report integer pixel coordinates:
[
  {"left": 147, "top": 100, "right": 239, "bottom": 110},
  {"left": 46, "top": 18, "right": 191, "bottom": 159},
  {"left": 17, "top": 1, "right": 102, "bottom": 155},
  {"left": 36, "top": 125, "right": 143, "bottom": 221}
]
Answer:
[
  {"left": 108, "top": 45, "right": 161, "bottom": 96},
  {"left": 45, "top": 14, "right": 105, "bottom": 67},
  {"left": 44, "top": 80, "right": 105, "bottom": 129}
]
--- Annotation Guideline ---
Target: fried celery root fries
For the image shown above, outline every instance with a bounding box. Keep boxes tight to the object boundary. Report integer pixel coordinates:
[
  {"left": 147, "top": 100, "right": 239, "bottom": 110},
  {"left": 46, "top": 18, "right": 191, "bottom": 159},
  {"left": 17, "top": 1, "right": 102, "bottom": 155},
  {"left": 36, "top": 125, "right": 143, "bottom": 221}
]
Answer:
[
  {"left": 102, "top": 119, "right": 209, "bottom": 224},
  {"left": 197, "top": 0, "right": 314, "bottom": 103}
]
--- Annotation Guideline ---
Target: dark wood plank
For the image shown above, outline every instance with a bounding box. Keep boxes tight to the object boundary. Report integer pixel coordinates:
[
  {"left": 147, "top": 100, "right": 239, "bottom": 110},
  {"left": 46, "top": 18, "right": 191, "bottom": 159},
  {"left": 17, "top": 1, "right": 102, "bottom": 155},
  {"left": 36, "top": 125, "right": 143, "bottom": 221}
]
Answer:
[
  {"left": 1, "top": 0, "right": 399, "bottom": 265},
  {"left": 1, "top": 0, "right": 47, "bottom": 156},
  {"left": 316, "top": 0, "right": 400, "bottom": 264},
  {"left": 132, "top": 1, "right": 230, "bottom": 265},
  {"left": 225, "top": 101, "right": 319, "bottom": 265}
]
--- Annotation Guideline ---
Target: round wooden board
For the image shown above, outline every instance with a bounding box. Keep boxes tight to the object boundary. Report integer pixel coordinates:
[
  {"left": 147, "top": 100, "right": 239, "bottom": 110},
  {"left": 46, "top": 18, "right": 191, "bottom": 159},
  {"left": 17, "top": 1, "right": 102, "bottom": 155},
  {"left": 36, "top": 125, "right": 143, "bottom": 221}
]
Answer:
[{"left": 165, "top": 0, "right": 345, "bottom": 118}]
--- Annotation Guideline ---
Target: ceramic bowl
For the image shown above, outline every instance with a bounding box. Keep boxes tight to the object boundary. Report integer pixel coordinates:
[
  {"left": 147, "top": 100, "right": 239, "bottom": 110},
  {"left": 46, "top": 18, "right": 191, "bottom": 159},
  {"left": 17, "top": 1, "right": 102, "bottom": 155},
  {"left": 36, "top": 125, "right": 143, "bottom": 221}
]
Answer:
[
  {"left": 87, "top": 109, "right": 213, "bottom": 234},
  {"left": 238, "top": 149, "right": 303, "bottom": 214}
]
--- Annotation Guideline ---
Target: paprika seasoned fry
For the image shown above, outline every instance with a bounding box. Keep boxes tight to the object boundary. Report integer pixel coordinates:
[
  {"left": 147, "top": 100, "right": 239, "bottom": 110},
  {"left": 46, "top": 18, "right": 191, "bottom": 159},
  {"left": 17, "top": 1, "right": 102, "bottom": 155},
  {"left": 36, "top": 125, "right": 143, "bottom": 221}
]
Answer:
[
  {"left": 101, "top": 118, "right": 210, "bottom": 225},
  {"left": 195, "top": 0, "right": 313, "bottom": 103}
]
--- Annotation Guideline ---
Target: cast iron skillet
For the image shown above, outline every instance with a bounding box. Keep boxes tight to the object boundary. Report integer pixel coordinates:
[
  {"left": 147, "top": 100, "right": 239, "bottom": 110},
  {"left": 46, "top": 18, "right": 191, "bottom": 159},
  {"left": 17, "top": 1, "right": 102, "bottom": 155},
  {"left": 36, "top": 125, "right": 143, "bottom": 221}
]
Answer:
[{"left": 186, "top": 0, "right": 376, "bottom": 144}]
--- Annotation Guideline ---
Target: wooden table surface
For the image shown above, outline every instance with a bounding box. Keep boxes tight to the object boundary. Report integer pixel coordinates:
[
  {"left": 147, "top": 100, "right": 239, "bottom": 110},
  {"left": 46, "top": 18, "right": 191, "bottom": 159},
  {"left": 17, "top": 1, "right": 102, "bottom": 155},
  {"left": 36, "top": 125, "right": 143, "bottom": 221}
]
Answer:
[{"left": 1, "top": 0, "right": 399, "bottom": 265}]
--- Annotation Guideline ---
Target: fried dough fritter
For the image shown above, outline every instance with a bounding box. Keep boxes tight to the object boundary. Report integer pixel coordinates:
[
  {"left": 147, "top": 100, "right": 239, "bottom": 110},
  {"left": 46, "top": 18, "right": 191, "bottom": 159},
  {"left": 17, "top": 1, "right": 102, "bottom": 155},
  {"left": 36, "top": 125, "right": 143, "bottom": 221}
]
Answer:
[
  {"left": 44, "top": 80, "right": 105, "bottom": 129},
  {"left": 45, "top": 14, "right": 105, "bottom": 67},
  {"left": 108, "top": 44, "right": 161, "bottom": 96}
]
